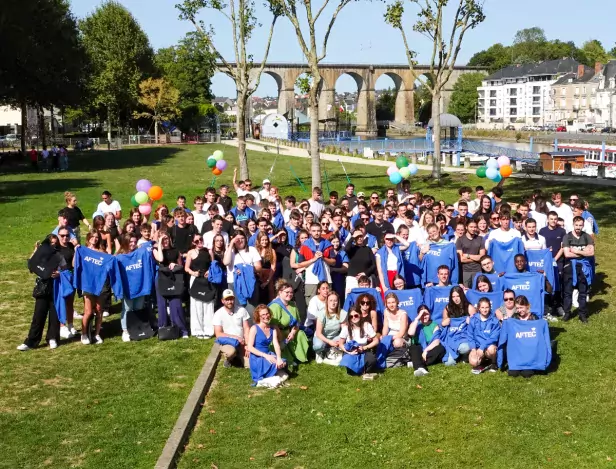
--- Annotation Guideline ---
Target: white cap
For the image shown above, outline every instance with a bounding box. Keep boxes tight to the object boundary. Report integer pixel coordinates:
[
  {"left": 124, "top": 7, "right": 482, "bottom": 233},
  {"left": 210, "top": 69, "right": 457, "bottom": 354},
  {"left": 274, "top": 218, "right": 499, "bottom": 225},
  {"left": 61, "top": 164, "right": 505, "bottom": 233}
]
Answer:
[
  {"left": 262, "top": 179, "right": 271, "bottom": 184},
  {"left": 222, "top": 289, "right": 235, "bottom": 299}
]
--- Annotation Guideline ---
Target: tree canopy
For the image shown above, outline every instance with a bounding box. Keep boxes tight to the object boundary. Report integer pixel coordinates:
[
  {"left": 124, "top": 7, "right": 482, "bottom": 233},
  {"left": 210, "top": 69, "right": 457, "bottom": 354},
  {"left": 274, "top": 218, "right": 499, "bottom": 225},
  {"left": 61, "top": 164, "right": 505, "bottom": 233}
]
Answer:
[{"left": 448, "top": 72, "right": 485, "bottom": 123}]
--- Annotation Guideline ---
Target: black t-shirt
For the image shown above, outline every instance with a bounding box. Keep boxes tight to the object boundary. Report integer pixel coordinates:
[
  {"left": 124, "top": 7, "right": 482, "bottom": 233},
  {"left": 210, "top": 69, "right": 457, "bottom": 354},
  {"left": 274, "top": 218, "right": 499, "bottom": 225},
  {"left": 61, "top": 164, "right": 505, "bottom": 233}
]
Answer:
[
  {"left": 539, "top": 226, "right": 567, "bottom": 261},
  {"left": 58, "top": 244, "right": 75, "bottom": 267},
  {"left": 60, "top": 206, "right": 85, "bottom": 229},
  {"left": 171, "top": 225, "right": 198, "bottom": 254},
  {"left": 563, "top": 231, "right": 594, "bottom": 253},
  {"left": 201, "top": 219, "right": 233, "bottom": 236},
  {"left": 456, "top": 234, "right": 483, "bottom": 273},
  {"left": 365, "top": 220, "right": 395, "bottom": 246},
  {"left": 218, "top": 195, "right": 233, "bottom": 213}
]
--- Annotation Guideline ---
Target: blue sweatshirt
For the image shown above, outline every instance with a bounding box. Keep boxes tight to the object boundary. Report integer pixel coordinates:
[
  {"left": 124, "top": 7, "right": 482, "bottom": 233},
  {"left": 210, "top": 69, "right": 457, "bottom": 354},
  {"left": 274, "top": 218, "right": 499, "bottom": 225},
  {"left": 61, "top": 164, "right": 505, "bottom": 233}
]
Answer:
[
  {"left": 53, "top": 270, "right": 75, "bottom": 324},
  {"left": 343, "top": 287, "right": 385, "bottom": 320},
  {"left": 497, "top": 318, "right": 551, "bottom": 371},
  {"left": 525, "top": 249, "right": 555, "bottom": 292},
  {"left": 422, "top": 285, "right": 452, "bottom": 324},
  {"left": 468, "top": 314, "right": 501, "bottom": 350},
  {"left": 440, "top": 317, "right": 468, "bottom": 362},
  {"left": 421, "top": 242, "right": 459, "bottom": 286},
  {"left": 502, "top": 272, "right": 545, "bottom": 318},
  {"left": 73, "top": 247, "right": 123, "bottom": 299},
  {"left": 472, "top": 272, "right": 501, "bottom": 292},
  {"left": 116, "top": 248, "right": 155, "bottom": 300},
  {"left": 464, "top": 290, "right": 503, "bottom": 313},
  {"left": 402, "top": 242, "right": 423, "bottom": 287},
  {"left": 386, "top": 288, "right": 423, "bottom": 321},
  {"left": 487, "top": 238, "right": 524, "bottom": 274}
]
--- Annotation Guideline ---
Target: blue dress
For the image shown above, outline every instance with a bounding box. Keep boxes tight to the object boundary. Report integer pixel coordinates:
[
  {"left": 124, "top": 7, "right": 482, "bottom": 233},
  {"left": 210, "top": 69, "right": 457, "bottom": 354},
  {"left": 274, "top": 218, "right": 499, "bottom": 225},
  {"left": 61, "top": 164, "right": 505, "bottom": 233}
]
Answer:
[{"left": 249, "top": 325, "right": 281, "bottom": 384}]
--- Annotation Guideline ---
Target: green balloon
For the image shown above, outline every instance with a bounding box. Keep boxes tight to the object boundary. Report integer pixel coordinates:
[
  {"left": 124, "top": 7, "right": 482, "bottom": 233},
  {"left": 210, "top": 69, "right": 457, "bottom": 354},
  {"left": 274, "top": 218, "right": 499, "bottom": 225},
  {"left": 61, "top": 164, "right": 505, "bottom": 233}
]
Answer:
[
  {"left": 396, "top": 155, "right": 409, "bottom": 169},
  {"left": 207, "top": 157, "right": 217, "bottom": 168},
  {"left": 131, "top": 195, "right": 139, "bottom": 207},
  {"left": 135, "top": 191, "right": 149, "bottom": 205},
  {"left": 476, "top": 166, "right": 487, "bottom": 178},
  {"left": 399, "top": 166, "right": 411, "bottom": 178},
  {"left": 213, "top": 150, "right": 224, "bottom": 161}
]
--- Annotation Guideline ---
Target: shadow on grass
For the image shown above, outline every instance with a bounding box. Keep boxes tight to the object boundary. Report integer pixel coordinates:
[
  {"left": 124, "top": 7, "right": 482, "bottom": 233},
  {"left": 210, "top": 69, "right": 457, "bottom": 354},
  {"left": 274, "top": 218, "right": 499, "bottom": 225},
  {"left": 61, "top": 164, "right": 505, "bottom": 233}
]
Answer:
[{"left": 0, "top": 178, "right": 98, "bottom": 202}]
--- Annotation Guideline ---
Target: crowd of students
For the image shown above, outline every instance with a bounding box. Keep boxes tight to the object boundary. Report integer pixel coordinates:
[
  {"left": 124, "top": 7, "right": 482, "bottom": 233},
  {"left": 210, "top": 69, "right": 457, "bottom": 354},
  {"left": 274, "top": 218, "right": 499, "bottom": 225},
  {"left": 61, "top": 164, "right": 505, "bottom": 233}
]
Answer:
[{"left": 20, "top": 177, "right": 598, "bottom": 386}]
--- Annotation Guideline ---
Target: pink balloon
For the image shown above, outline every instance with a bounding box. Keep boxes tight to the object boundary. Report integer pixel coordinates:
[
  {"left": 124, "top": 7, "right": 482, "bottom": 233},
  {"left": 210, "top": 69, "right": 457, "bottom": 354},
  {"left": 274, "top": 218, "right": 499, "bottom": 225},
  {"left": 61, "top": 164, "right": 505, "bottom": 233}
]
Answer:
[
  {"left": 497, "top": 155, "right": 510, "bottom": 168},
  {"left": 216, "top": 159, "right": 227, "bottom": 171},
  {"left": 386, "top": 165, "right": 397, "bottom": 176},
  {"left": 138, "top": 203, "right": 152, "bottom": 215}
]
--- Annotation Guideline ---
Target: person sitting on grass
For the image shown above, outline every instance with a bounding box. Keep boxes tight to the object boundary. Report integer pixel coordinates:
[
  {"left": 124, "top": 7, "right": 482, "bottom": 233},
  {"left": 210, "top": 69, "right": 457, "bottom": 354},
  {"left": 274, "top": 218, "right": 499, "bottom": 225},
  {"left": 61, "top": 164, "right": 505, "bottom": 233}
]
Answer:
[
  {"left": 440, "top": 286, "right": 475, "bottom": 366},
  {"left": 407, "top": 305, "right": 446, "bottom": 376},
  {"left": 213, "top": 289, "right": 250, "bottom": 368},
  {"left": 382, "top": 292, "right": 409, "bottom": 349},
  {"left": 468, "top": 297, "right": 501, "bottom": 374},
  {"left": 338, "top": 309, "right": 381, "bottom": 378},
  {"left": 313, "top": 291, "right": 347, "bottom": 365},
  {"left": 247, "top": 304, "right": 288, "bottom": 388}
]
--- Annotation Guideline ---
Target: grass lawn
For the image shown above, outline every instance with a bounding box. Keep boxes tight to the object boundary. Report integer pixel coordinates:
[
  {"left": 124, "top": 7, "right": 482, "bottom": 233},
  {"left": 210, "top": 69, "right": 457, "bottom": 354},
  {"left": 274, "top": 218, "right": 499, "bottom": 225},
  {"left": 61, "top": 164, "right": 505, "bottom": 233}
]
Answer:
[{"left": 1, "top": 144, "right": 615, "bottom": 468}]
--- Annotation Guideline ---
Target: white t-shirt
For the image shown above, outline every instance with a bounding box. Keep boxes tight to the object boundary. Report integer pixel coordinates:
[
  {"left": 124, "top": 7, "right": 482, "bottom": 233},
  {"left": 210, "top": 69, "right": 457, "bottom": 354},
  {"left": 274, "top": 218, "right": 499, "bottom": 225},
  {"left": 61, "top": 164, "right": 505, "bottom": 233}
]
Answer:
[
  {"left": 549, "top": 203, "right": 574, "bottom": 233},
  {"left": 192, "top": 210, "right": 208, "bottom": 232},
  {"left": 305, "top": 296, "right": 326, "bottom": 328},
  {"left": 340, "top": 322, "right": 376, "bottom": 346},
  {"left": 522, "top": 234, "right": 546, "bottom": 250},
  {"left": 529, "top": 211, "right": 547, "bottom": 231},
  {"left": 485, "top": 227, "right": 522, "bottom": 249},
  {"left": 97, "top": 200, "right": 122, "bottom": 217},
  {"left": 308, "top": 199, "right": 325, "bottom": 218},
  {"left": 408, "top": 224, "right": 427, "bottom": 245},
  {"left": 226, "top": 247, "right": 262, "bottom": 283},
  {"left": 304, "top": 257, "right": 332, "bottom": 285},
  {"left": 258, "top": 189, "right": 270, "bottom": 201},
  {"left": 213, "top": 305, "right": 250, "bottom": 337},
  {"left": 203, "top": 203, "right": 225, "bottom": 216},
  {"left": 203, "top": 230, "right": 229, "bottom": 249}
]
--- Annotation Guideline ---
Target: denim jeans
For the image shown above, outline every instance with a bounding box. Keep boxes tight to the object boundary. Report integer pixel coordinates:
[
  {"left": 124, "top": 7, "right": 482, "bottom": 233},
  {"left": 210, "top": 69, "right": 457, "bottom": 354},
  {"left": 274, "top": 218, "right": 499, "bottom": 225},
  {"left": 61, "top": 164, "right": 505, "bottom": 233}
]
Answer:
[
  {"left": 444, "top": 342, "right": 471, "bottom": 366},
  {"left": 121, "top": 296, "right": 145, "bottom": 331}
]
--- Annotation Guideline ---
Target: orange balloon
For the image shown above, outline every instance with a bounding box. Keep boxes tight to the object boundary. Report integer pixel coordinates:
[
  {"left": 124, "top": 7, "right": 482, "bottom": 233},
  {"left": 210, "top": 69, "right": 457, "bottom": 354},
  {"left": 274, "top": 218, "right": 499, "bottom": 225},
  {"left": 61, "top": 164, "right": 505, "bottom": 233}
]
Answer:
[
  {"left": 212, "top": 168, "right": 223, "bottom": 176},
  {"left": 500, "top": 165, "right": 512, "bottom": 178},
  {"left": 148, "top": 185, "right": 163, "bottom": 200}
]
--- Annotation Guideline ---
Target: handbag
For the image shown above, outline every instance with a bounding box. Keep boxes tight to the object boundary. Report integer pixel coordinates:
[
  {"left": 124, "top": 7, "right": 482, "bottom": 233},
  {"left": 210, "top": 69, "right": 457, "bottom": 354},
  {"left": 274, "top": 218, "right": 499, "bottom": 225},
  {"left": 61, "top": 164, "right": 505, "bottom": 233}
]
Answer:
[
  {"left": 157, "top": 266, "right": 185, "bottom": 298},
  {"left": 189, "top": 275, "right": 216, "bottom": 302},
  {"left": 158, "top": 324, "right": 179, "bottom": 341},
  {"left": 32, "top": 277, "right": 52, "bottom": 299}
]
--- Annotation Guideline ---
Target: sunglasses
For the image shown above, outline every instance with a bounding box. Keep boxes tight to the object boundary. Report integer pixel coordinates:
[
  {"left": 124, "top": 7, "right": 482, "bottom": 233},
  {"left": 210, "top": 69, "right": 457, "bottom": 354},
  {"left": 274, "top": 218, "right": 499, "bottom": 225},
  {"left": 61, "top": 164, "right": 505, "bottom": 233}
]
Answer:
[
  {"left": 490, "top": 216, "right": 499, "bottom": 220},
  {"left": 504, "top": 297, "right": 515, "bottom": 301},
  {"left": 350, "top": 314, "right": 360, "bottom": 319},
  {"left": 58, "top": 234, "right": 69, "bottom": 237},
  {"left": 360, "top": 300, "right": 370, "bottom": 305},
  {"left": 371, "top": 196, "right": 379, "bottom": 199}
]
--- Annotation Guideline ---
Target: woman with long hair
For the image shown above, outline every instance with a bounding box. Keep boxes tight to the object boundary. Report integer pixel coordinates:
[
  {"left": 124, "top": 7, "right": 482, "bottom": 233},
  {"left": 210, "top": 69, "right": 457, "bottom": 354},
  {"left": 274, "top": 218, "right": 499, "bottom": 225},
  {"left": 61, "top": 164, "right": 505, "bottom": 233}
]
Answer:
[
  {"left": 355, "top": 292, "right": 379, "bottom": 334},
  {"left": 129, "top": 207, "right": 146, "bottom": 230},
  {"left": 305, "top": 280, "right": 330, "bottom": 332},
  {"left": 256, "top": 231, "right": 276, "bottom": 304},
  {"left": 152, "top": 204, "right": 169, "bottom": 233},
  {"left": 185, "top": 233, "right": 216, "bottom": 339},
  {"left": 441, "top": 286, "right": 475, "bottom": 366},
  {"left": 56, "top": 227, "right": 77, "bottom": 339},
  {"left": 247, "top": 305, "right": 287, "bottom": 388},
  {"left": 338, "top": 308, "right": 380, "bottom": 377},
  {"left": 115, "top": 232, "right": 143, "bottom": 342},
  {"left": 468, "top": 297, "right": 500, "bottom": 374},
  {"left": 268, "top": 280, "right": 309, "bottom": 365},
  {"left": 313, "top": 291, "right": 347, "bottom": 364},
  {"left": 329, "top": 236, "right": 349, "bottom": 299},
  {"left": 223, "top": 230, "right": 262, "bottom": 311},
  {"left": 530, "top": 196, "right": 549, "bottom": 231},
  {"left": 211, "top": 233, "right": 228, "bottom": 308},
  {"left": 474, "top": 214, "right": 490, "bottom": 239},
  {"left": 61, "top": 191, "right": 90, "bottom": 243},
  {"left": 382, "top": 292, "right": 408, "bottom": 349},
  {"left": 93, "top": 214, "right": 113, "bottom": 255},
  {"left": 476, "top": 195, "right": 493, "bottom": 216},
  {"left": 289, "top": 229, "right": 310, "bottom": 319}
]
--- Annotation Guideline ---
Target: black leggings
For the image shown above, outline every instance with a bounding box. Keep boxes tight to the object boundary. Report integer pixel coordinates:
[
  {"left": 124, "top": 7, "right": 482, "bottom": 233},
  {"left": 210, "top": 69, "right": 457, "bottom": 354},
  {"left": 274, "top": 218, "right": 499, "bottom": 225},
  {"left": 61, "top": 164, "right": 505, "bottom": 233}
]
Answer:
[
  {"left": 24, "top": 295, "right": 59, "bottom": 347},
  {"left": 409, "top": 343, "right": 446, "bottom": 370}
]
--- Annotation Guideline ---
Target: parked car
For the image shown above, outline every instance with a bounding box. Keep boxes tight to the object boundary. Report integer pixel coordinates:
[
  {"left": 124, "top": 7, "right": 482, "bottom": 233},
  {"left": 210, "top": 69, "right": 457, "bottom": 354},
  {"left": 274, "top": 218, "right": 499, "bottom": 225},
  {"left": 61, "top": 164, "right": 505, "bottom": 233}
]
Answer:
[
  {"left": 556, "top": 126, "right": 567, "bottom": 132},
  {"left": 505, "top": 125, "right": 515, "bottom": 131},
  {"left": 5, "top": 133, "right": 19, "bottom": 142},
  {"left": 600, "top": 127, "right": 616, "bottom": 134}
]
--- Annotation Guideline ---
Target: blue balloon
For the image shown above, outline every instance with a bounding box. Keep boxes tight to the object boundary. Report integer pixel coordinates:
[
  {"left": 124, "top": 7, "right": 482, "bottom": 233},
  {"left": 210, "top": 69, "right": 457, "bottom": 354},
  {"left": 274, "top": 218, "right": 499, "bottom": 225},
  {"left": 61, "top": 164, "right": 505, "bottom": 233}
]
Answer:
[
  {"left": 493, "top": 173, "right": 502, "bottom": 183},
  {"left": 486, "top": 158, "right": 499, "bottom": 169},
  {"left": 389, "top": 172, "right": 403, "bottom": 184},
  {"left": 408, "top": 164, "right": 418, "bottom": 175},
  {"left": 486, "top": 167, "right": 499, "bottom": 180}
]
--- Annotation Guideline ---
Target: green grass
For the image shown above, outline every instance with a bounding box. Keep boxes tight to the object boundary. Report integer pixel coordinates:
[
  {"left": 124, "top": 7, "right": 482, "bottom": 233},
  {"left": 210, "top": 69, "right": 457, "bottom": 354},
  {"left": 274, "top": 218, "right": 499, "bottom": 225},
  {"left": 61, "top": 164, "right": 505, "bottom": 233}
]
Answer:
[{"left": 2, "top": 144, "right": 616, "bottom": 468}]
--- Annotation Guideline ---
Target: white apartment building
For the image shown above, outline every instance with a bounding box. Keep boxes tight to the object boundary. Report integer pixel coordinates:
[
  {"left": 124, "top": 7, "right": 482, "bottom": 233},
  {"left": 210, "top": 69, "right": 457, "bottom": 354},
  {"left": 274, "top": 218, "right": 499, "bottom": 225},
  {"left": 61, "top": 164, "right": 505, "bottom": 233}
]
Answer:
[
  {"left": 594, "top": 60, "right": 616, "bottom": 127},
  {"left": 477, "top": 58, "right": 581, "bottom": 129}
]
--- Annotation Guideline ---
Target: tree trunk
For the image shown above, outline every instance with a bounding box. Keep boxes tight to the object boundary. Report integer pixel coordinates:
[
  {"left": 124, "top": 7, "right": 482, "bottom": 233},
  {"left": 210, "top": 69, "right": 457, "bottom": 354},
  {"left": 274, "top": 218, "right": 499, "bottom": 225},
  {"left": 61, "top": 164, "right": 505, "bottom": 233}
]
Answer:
[
  {"left": 309, "top": 79, "right": 322, "bottom": 189},
  {"left": 431, "top": 91, "right": 442, "bottom": 181},
  {"left": 107, "top": 107, "right": 112, "bottom": 143},
  {"left": 20, "top": 99, "right": 27, "bottom": 154},
  {"left": 50, "top": 105, "right": 55, "bottom": 141},
  {"left": 154, "top": 119, "right": 159, "bottom": 144},
  {"left": 236, "top": 93, "right": 249, "bottom": 179},
  {"left": 39, "top": 105, "right": 46, "bottom": 148}
]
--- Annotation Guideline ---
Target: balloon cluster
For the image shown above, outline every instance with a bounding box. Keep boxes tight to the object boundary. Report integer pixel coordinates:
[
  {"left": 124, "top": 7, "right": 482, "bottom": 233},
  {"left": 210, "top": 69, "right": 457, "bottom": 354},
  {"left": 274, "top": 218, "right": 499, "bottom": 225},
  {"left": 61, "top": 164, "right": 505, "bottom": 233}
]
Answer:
[
  {"left": 131, "top": 179, "right": 164, "bottom": 215},
  {"left": 476, "top": 156, "right": 513, "bottom": 183},
  {"left": 387, "top": 155, "right": 418, "bottom": 184},
  {"left": 207, "top": 150, "right": 227, "bottom": 176}
]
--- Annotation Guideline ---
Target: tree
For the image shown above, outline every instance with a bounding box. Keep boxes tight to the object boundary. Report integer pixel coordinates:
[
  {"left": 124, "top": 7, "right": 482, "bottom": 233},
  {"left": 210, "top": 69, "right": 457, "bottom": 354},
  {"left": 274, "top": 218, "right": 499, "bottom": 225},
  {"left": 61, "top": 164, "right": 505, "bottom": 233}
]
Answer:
[
  {"left": 376, "top": 88, "right": 397, "bottom": 121},
  {"left": 0, "top": 0, "right": 88, "bottom": 151},
  {"left": 581, "top": 40, "right": 609, "bottom": 67},
  {"left": 177, "top": 0, "right": 280, "bottom": 180},
  {"left": 80, "top": 1, "right": 154, "bottom": 141},
  {"left": 468, "top": 43, "right": 511, "bottom": 73},
  {"left": 385, "top": 0, "right": 485, "bottom": 180},
  {"left": 134, "top": 78, "right": 180, "bottom": 143},
  {"left": 513, "top": 27, "right": 546, "bottom": 45},
  {"left": 270, "top": 0, "right": 355, "bottom": 189},
  {"left": 414, "top": 83, "right": 432, "bottom": 124},
  {"left": 448, "top": 72, "right": 485, "bottom": 123}
]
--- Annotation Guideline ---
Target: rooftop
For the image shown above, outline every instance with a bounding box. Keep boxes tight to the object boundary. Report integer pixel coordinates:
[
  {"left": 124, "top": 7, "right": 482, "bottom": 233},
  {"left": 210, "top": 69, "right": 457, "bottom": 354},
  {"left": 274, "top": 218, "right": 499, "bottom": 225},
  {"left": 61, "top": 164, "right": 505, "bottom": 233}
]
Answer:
[{"left": 485, "top": 58, "right": 581, "bottom": 81}]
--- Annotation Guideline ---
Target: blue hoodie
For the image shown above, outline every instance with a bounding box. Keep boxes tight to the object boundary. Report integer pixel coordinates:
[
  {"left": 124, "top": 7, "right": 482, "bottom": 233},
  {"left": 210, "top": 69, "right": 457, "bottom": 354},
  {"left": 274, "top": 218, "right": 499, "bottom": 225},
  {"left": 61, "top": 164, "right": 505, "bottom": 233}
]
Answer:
[
  {"left": 422, "top": 285, "right": 453, "bottom": 324},
  {"left": 487, "top": 238, "right": 524, "bottom": 274},
  {"left": 497, "top": 318, "right": 551, "bottom": 371},
  {"left": 421, "top": 242, "right": 459, "bottom": 286},
  {"left": 468, "top": 314, "right": 501, "bottom": 350},
  {"left": 377, "top": 244, "right": 405, "bottom": 289},
  {"left": 73, "top": 246, "right": 123, "bottom": 299},
  {"left": 116, "top": 248, "right": 155, "bottom": 299}
]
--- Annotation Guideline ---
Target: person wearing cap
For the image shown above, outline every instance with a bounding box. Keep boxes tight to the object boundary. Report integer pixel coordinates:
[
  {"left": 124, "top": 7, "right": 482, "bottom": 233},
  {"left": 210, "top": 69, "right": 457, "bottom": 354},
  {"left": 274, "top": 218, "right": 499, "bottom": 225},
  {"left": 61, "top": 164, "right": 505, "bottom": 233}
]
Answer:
[
  {"left": 259, "top": 179, "right": 272, "bottom": 201},
  {"left": 213, "top": 289, "right": 251, "bottom": 367}
]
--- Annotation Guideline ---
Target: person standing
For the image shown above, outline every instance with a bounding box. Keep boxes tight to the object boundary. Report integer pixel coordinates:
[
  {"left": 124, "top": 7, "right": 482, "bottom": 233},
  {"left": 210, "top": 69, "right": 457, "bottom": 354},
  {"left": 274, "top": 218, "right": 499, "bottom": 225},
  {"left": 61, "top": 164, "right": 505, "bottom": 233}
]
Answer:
[
  {"left": 365, "top": 205, "right": 394, "bottom": 248},
  {"left": 297, "top": 223, "right": 335, "bottom": 306},
  {"left": 61, "top": 192, "right": 91, "bottom": 243},
  {"left": 308, "top": 187, "right": 325, "bottom": 219},
  {"left": 341, "top": 183, "right": 358, "bottom": 211},
  {"left": 456, "top": 219, "right": 485, "bottom": 287},
  {"left": 96, "top": 191, "right": 122, "bottom": 222}
]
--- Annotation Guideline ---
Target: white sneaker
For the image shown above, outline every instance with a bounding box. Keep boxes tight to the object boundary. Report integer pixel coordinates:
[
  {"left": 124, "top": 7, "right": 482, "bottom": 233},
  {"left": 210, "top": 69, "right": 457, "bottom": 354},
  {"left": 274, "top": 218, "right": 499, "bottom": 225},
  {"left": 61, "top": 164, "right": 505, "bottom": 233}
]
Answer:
[
  {"left": 102, "top": 311, "right": 110, "bottom": 318},
  {"left": 69, "top": 326, "right": 78, "bottom": 336},
  {"left": 94, "top": 335, "right": 103, "bottom": 345},
  {"left": 60, "top": 326, "right": 71, "bottom": 339},
  {"left": 407, "top": 362, "right": 414, "bottom": 368},
  {"left": 49, "top": 339, "right": 58, "bottom": 350},
  {"left": 81, "top": 335, "right": 90, "bottom": 345},
  {"left": 17, "top": 343, "right": 30, "bottom": 351},
  {"left": 73, "top": 312, "right": 83, "bottom": 319},
  {"left": 182, "top": 334, "right": 189, "bottom": 339},
  {"left": 122, "top": 331, "right": 131, "bottom": 342},
  {"left": 414, "top": 368, "right": 429, "bottom": 377}
]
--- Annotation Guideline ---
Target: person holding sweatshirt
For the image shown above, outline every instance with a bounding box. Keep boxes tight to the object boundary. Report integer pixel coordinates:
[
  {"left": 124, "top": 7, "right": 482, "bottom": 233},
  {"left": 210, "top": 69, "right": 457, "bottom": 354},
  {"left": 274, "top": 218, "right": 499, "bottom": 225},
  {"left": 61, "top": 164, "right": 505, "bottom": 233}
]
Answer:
[
  {"left": 407, "top": 305, "right": 446, "bottom": 376},
  {"left": 468, "top": 297, "right": 501, "bottom": 374}
]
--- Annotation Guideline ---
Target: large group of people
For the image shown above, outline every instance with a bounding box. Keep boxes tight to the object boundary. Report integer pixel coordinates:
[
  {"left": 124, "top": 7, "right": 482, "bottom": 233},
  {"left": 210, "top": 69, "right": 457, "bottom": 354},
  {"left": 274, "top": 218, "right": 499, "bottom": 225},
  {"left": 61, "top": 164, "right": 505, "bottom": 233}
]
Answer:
[{"left": 20, "top": 176, "right": 598, "bottom": 386}]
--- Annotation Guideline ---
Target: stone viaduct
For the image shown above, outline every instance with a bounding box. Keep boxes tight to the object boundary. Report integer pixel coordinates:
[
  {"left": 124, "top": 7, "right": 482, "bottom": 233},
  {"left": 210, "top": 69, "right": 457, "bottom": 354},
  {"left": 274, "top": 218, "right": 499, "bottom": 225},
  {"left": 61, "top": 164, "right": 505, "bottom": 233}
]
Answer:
[{"left": 221, "top": 63, "right": 488, "bottom": 137}]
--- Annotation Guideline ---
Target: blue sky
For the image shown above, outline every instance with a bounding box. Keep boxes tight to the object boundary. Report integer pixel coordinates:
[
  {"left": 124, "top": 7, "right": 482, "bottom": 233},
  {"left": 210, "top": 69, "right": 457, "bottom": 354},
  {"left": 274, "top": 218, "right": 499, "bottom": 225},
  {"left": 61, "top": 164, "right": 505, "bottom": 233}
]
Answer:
[{"left": 72, "top": 0, "right": 616, "bottom": 97}]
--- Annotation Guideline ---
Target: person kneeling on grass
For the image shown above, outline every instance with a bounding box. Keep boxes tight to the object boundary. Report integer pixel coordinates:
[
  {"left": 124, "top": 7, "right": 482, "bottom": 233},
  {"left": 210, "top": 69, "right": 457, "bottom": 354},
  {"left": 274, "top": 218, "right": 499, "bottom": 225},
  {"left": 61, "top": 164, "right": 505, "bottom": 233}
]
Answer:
[
  {"left": 214, "top": 289, "right": 251, "bottom": 368},
  {"left": 407, "top": 305, "right": 446, "bottom": 377},
  {"left": 313, "top": 291, "right": 347, "bottom": 365},
  {"left": 338, "top": 310, "right": 381, "bottom": 379},
  {"left": 247, "top": 304, "right": 288, "bottom": 388},
  {"left": 468, "top": 297, "right": 501, "bottom": 374}
]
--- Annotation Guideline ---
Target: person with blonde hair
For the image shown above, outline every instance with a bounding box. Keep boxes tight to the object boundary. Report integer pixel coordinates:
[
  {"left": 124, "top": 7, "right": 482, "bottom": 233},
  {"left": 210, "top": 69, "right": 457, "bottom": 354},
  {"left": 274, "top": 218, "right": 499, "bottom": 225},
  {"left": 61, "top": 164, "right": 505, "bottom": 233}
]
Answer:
[
  {"left": 247, "top": 304, "right": 288, "bottom": 388},
  {"left": 256, "top": 231, "right": 276, "bottom": 303},
  {"left": 60, "top": 191, "right": 90, "bottom": 243},
  {"left": 313, "top": 291, "right": 347, "bottom": 365}
]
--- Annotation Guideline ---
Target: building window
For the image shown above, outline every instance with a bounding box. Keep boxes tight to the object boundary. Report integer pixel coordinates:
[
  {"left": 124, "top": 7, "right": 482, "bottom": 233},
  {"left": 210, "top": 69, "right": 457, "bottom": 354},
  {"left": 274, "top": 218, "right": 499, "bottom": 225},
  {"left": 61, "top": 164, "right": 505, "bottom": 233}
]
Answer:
[
  {"left": 510, "top": 108, "right": 517, "bottom": 116},
  {"left": 490, "top": 90, "right": 496, "bottom": 97},
  {"left": 533, "top": 96, "right": 540, "bottom": 104},
  {"left": 533, "top": 107, "right": 540, "bottom": 116},
  {"left": 560, "top": 99, "right": 566, "bottom": 108},
  {"left": 490, "top": 109, "right": 496, "bottom": 116},
  {"left": 510, "top": 98, "right": 517, "bottom": 106},
  {"left": 490, "top": 99, "right": 496, "bottom": 107},
  {"left": 575, "top": 87, "right": 579, "bottom": 95},
  {"left": 561, "top": 88, "right": 566, "bottom": 96},
  {"left": 533, "top": 86, "right": 540, "bottom": 94}
]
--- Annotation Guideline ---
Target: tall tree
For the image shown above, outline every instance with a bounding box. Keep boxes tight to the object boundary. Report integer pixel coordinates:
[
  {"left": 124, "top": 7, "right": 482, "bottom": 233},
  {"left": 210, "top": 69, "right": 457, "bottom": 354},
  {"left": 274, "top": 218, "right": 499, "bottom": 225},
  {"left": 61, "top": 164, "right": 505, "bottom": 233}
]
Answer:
[
  {"left": 269, "top": 0, "right": 355, "bottom": 189},
  {"left": 177, "top": 0, "right": 280, "bottom": 180},
  {"left": 134, "top": 78, "right": 180, "bottom": 143},
  {"left": 513, "top": 27, "right": 546, "bottom": 45},
  {"left": 581, "top": 40, "right": 609, "bottom": 67},
  {"left": 376, "top": 88, "right": 397, "bottom": 121},
  {"left": 0, "top": 0, "right": 88, "bottom": 151},
  {"left": 468, "top": 43, "right": 511, "bottom": 73},
  {"left": 80, "top": 1, "right": 154, "bottom": 141},
  {"left": 448, "top": 72, "right": 485, "bottom": 123},
  {"left": 385, "top": 0, "right": 485, "bottom": 180}
]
